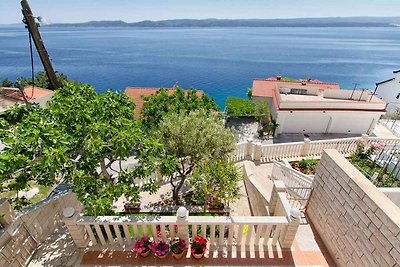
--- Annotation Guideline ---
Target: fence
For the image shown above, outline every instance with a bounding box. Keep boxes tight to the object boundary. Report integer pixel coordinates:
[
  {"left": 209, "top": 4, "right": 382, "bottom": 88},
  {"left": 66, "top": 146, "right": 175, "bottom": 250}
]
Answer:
[
  {"left": 64, "top": 177, "right": 301, "bottom": 252},
  {"left": 271, "top": 161, "right": 313, "bottom": 210},
  {"left": 233, "top": 134, "right": 400, "bottom": 162}
]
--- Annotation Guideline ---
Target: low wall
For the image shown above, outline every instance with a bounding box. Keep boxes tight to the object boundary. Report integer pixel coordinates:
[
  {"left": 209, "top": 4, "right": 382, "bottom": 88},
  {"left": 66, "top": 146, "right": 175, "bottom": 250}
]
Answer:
[
  {"left": 0, "top": 192, "right": 81, "bottom": 246},
  {"left": 307, "top": 149, "right": 400, "bottom": 266},
  {"left": 380, "top": 187, "right": 400, "bottom": 208},
  {"left": 242, "top": 161, "right": 270, "bottom": 216}
]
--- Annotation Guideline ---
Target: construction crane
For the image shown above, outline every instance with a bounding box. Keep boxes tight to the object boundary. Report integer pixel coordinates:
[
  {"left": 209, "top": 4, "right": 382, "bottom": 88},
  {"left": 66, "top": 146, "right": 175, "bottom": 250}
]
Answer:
[{"left": 20, "top": 0, "right": 60, "bottom": 90}]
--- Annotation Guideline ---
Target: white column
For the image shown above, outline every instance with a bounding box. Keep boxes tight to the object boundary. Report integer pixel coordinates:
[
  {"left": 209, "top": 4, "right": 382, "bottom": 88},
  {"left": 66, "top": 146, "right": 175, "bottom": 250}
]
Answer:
[{"left": 176, "top": 207, "right": 189, "bottom": 243}]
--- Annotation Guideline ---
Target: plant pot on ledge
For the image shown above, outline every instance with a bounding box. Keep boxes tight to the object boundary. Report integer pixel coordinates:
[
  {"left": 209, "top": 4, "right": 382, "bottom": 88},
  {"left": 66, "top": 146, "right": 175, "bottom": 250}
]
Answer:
[
  {"left": 207, "top": 202, "right": 224, "bottom": 212},
  {"left": 124, "top": 202, "right": 140, "bottom": 213}
]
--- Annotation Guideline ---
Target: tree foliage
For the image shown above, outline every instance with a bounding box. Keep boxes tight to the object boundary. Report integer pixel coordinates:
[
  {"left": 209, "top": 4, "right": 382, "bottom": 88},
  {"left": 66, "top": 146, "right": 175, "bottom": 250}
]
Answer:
[
  {"left": 225, "top": 97, "right": 256, "bottom": 117},
  {"left": 190, "top": 159, "right": 241, "bottom": 212},
  {"left": 158, "top": 110, "right": 235, "bottom": 204},
  {"left": 0, "top": 82, "right": 162, "bottom": 214},
  {"left": 140, "top": 87, "right": 219, "bottom": 130},
  {"left": 2, "top": 71, "right": 68, "bottom": 89}
]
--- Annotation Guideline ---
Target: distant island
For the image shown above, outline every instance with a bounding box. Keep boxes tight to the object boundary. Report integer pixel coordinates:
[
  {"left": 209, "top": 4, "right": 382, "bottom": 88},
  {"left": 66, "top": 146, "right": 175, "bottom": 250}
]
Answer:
[{"left": 43, "top": 17, "right": 400, "bottom": 28}]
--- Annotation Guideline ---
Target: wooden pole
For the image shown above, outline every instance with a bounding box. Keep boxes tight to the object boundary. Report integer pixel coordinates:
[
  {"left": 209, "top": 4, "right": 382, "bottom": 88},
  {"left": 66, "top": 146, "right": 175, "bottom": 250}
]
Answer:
[{"left": 21, "top": 0, "right": 60, "bottom": 90}]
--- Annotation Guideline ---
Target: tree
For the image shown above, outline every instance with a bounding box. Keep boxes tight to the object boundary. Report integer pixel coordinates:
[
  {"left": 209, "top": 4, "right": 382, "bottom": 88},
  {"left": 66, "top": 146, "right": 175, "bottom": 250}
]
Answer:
[
  {"left": 0, "top": 82, "right": 162, "bottom": 214},
  {"left": 247, "top": 88, "right": 252, "bottom": 99},
  {"left": 255, "top": 101, "right": 271, "bottom": 126},
  {"left": 5, "top": 71, "right": 69, "bottom": 89},
  {"left": 190, "top": 159, "right": 241, "bottom": 212},
  {"left": 140, "top": 87, "right": 219, "bottom": 130},
  {"left": 158, "top": 110, "right": 235, "bottom": 204}
]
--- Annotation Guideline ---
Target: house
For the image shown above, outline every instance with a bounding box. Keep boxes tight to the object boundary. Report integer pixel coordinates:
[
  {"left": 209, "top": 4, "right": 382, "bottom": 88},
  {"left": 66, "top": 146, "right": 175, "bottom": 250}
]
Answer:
[
  {"left": 125, "top": 86, "right": 204, "bottom": 118},
  {"left": 0, "top": 85, "right": 54, "bottom": 115},
  {"left": 376, "top": 69, "right": 400, "bottom": 110},
  {"left": 252, "top": 75, "right": 387, "bottom": 134}
]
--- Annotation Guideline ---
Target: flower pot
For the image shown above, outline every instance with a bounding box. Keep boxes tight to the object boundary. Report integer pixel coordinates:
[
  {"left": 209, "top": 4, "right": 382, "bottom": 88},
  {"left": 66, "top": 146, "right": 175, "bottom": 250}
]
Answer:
[
  {"left": 157, "top": 252, "right": 169, "bottom": 259},
  {"left": 191, "top": 252, "right": 205, "bottom": 259},
  {"left": 140, "top": 249, "right": 151, "bottom": 257},
  {"left": 208, "top": 205, "right": 224, "bottom": 212},
  {"left": 124, "top": 203, "right": 140, "bottom": 213},
  {"left": 172, "top": 251, "right": 185, "bottom": 260}
]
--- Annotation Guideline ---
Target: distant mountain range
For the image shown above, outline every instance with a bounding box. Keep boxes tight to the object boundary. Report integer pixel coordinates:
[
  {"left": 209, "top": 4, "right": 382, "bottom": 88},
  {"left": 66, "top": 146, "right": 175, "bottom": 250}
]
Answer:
[{"left": 42, "top": 17, "right": 400, "bottom": 28}]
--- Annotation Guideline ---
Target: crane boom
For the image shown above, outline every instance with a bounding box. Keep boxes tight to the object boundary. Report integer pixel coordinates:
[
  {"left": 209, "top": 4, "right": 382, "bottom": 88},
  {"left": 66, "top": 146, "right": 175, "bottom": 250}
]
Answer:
[{"left": 21, "top": 0, "right": 60, "bottom": 90}]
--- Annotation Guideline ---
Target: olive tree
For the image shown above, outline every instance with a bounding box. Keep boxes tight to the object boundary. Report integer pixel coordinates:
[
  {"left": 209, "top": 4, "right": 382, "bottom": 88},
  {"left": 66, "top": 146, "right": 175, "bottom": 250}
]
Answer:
[
  {"left": 190, "top": 159, "right": 241, "bottom": 212},
  {"left": 158, "top": 110, "right": 235, "bottom": 204}
]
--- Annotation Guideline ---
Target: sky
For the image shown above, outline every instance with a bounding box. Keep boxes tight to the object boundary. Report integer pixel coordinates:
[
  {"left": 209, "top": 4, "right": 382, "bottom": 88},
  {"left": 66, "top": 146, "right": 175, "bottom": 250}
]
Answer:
[{"left": 1, "top": 0, "right": 400, "bottom": 24}]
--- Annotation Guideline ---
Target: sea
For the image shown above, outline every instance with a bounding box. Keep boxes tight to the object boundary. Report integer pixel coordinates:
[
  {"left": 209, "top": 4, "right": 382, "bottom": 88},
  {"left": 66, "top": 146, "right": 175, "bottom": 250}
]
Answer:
[{"left": 1, "top": 26, "right": 400, "bottom": 108}]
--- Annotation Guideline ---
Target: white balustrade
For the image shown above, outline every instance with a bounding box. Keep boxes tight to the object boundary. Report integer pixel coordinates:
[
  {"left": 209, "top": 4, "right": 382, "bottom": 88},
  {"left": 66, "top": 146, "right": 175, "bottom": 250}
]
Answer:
[
  {"left": 74, "top": 214, "right": 290, "bottom": 251},
  {"left": 233, "top": 135, "right": 400, "bottom": 162}
]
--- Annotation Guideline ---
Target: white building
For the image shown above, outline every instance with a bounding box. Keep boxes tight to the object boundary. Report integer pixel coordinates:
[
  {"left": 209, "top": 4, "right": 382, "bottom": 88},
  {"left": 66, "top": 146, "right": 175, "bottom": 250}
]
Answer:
[
  {"left": 376, "top": 70, "right": 400, "bottom": 110},
  {"left": 252, "top": 76, "right": 387, "bottom": 135}
]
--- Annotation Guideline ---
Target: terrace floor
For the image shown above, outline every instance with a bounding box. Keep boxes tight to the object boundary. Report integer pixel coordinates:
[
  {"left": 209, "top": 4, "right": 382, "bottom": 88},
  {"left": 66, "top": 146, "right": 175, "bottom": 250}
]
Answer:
[
  {"left": 79, "top": 220, "right": 335, "bottom": 266},
  {"left": 28, "top": 162, "right": 336, "bottom": 266}
]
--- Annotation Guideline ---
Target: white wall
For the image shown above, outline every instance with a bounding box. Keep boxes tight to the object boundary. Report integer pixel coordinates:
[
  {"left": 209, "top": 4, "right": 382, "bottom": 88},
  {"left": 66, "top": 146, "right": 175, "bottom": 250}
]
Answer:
[
  {"left": 380, "top": 188, "right": 400, "bottom": 208},
  {"left": 276, "top": 110, "right": 383, "bottom": 134},
  {"left": 377, "top": 72, "right": 400, "bottom": 109}
]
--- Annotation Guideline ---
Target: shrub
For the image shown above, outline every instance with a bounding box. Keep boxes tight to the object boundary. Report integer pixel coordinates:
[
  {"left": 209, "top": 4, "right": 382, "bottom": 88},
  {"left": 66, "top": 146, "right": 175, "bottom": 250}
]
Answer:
[{"left": 225, "top": 97, "right": 256, "bottom": 117}]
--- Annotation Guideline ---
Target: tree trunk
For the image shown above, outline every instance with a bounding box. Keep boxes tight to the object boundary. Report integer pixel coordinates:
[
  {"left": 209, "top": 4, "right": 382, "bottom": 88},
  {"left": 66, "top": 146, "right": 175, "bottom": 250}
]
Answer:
[
  {"left": 173, "top": 174, "right": 186, "bottom": 205},
  {"left": 100, "top": 157, "right": 112, "bottom": 183}
]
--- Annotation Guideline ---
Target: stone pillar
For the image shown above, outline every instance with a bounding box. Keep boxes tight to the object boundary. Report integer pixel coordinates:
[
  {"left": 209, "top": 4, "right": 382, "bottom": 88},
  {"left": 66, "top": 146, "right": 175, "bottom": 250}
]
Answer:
[
  {"left": 301, "top": 138, "right": 311, "bottom": 156},
  {"left": 361, "top": 134, "right": 369, "bottom": 146},
  {"left": 268, "top": 180, "right": 286, "bottom": 216},
  {"left": 63, "top": 207, "right": 88, "bottom": 248},
  {"left": 280, "top": 208, "right": 301, "bottom": 249},
  {"left": 176, "top": 206, "right": 189, "bottom": 243},
  {"left": 254, "top": 143, "right": 262, "bottom": 161},
  {"left": 246, "top": 139, "right": 254, "bottom": 159}
]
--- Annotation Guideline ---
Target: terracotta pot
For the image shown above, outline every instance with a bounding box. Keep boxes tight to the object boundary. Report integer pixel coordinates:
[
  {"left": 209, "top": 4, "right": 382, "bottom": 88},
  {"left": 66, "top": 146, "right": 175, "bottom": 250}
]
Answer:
[
  {"left": 140, "top": 249, "right": 151, "bottom": 257},
  {"left": 172, "top": 251, "right": 185, "bottom": 260},
  {"left": 157, "top": 252, "right": 169, "bottom": 259},
  {"left": 191, "top": 252, "right": 205, "bottom": 259}
]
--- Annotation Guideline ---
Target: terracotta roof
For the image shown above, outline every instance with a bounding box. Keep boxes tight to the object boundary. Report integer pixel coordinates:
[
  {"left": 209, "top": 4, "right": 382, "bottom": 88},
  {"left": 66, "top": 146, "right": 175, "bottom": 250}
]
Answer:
[
  {"left": 252, "top": 77, "right": 340, "bottom": 98},
  {"left": 0, "top": 86, "right": 52, "bottom": 102},
  {"left": 125, "top": 87, "right": 204, "bottom": 118}
]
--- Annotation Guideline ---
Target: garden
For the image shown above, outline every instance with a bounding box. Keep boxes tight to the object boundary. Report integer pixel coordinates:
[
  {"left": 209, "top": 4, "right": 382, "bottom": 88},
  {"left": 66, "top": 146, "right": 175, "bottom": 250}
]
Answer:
[{"left": 289, "top": 142, "right": 400, "bottom": 188}]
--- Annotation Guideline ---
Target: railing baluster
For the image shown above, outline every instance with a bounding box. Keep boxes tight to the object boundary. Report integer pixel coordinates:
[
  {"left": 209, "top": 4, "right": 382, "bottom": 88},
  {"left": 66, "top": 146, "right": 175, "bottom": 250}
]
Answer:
[
  {"left": 245, "top": 224, "right": 253, "bottom": 246},
  {"left": 104, "top": 224, "right": 114, "bottom": 244},
  {"left": 113, "top": 224, "right": 123, "bottom": 245},
  {"left": 201, "top": 224, "right": 206, "bottom": 238},
  {"left": 218, "top": 225, "right": 225, "bottom": 250},
  {"left": 272, "top": 225, "right": 282, "bottom": 245},
  {"left": 94, "top": 225, "right": 106, "bottom": 245},
  {"left": 122, "top": 224, "right": 132, "bottom": 244},
  {"left": 209, "top": 224, "right": 216, "bottom": 251},
  {"left": 84, "top": 224, "right": 97, "bottom": 246},
  {"left": 263, "top": 225, "right": 273, "bottom": 246},
  {"left": 227, "top": 225, "right": 234, "bottom": 250},
  {"left": 160, "top": 224, "right": 167, "bottom": 242}
]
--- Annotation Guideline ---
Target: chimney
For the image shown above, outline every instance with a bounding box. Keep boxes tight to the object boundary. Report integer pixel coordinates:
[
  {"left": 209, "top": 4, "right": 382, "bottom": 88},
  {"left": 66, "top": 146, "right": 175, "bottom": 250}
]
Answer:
[
  {"left": 301, "top": 80, "right": 307, "bottom": 86},
  {"left": 277, "top": 74, "right": 282, "bottom": 80}
]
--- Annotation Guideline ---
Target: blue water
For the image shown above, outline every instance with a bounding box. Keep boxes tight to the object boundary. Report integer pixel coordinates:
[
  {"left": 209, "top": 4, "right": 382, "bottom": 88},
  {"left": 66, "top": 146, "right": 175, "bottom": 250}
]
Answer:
[{"left": 1, "top": 26, "right": 400, "bottom": 108}]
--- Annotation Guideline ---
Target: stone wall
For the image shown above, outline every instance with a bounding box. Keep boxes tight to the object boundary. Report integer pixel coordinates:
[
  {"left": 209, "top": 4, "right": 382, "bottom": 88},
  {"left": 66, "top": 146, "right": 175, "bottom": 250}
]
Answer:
[
  {"left": 0, "top": 192, "right": 81, "bottom": 246},
  {"left": 242, "top": 161, "right": 270, "bottom": 216},
  {"left": 307, "top": 149, "right": 400, "bottom": 266}
]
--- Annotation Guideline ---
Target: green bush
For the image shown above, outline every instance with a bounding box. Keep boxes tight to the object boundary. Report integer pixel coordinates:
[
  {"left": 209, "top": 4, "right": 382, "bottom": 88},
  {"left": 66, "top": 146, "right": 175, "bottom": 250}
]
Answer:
[
  {"left": 225, "top": 97, "right": 256, "bottom": 117},
  {"left": 298, "top": 159, "right": 318, "bottom": 174}
]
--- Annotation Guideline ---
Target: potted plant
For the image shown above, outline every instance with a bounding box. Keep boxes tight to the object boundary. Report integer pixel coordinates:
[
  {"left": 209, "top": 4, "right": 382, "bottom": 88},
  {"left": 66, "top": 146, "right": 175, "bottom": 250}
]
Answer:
[
  {"left": 207, "top": 198, "right": 224, "bottom": 212},
  {"left": 191, "top": 236, "right": 207, "bottom": 259},
  {"left": 170, "top": 238, "right": 187, "bottom": 259},
  {"left": 151, "top": 239, "right": 169, "bottom": 259},
  {"left": 133, "top": 236, "right": 152, "bottom": 257},
  {"left": 124, "top": 201, "right": 140, "bottom": 213}
]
